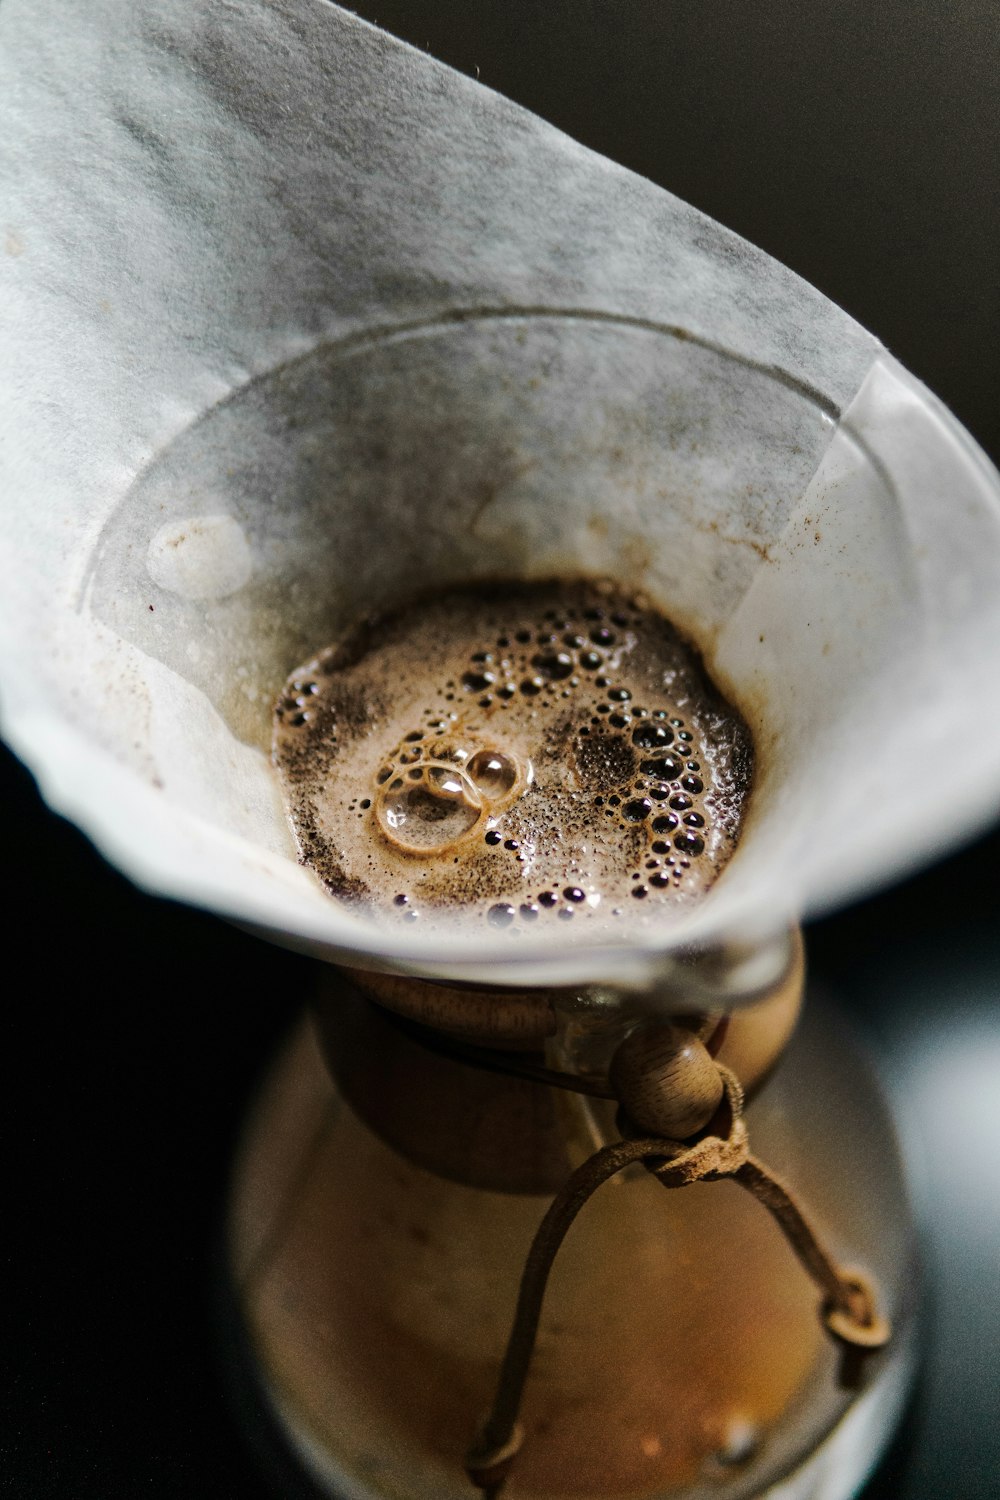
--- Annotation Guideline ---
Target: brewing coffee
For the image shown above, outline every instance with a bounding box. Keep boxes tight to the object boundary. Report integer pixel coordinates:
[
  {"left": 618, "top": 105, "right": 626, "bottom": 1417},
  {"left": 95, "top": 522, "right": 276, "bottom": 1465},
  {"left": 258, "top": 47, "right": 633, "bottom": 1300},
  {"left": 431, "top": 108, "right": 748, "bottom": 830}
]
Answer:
[{"left": 274, "top": 580, "right": 752, "bottom": 933}]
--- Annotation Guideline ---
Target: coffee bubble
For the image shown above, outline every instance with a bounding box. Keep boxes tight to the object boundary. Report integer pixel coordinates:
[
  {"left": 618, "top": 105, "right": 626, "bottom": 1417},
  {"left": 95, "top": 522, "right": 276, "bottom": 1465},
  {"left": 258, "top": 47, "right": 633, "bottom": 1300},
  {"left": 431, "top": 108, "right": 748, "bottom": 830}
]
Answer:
[
  {"left": 273, "top": 580, "right": 752, "bottom": 935},
  {"left": 467, "top": 749, "right": 520, "bottom": 800},
  {"left": 375, "top": 763, "right": 484, "bottom": 855}
]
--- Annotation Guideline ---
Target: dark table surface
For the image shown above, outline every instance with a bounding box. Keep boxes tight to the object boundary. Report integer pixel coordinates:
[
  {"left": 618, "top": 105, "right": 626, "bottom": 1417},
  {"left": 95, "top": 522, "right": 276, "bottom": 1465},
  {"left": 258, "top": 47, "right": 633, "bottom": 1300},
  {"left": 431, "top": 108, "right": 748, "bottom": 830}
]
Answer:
[{"left": 3, "top": 4, "right": 999, "bottom": 1497}]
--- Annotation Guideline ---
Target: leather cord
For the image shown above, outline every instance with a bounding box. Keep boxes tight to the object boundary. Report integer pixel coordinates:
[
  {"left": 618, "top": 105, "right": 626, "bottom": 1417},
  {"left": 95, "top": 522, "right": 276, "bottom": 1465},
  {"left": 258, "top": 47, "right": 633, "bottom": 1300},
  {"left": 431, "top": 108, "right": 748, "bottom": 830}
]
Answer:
[{"left": 465, "top": 1063, "right": 890, "bottom": 1497}]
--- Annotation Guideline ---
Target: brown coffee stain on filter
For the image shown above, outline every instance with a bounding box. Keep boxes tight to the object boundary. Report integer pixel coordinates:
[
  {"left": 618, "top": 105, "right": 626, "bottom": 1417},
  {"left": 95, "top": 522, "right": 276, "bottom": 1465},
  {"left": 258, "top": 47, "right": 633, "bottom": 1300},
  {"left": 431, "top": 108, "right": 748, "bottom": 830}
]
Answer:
[{"left": 236, "top": 1026, "right": 826, "bottom": 1499}]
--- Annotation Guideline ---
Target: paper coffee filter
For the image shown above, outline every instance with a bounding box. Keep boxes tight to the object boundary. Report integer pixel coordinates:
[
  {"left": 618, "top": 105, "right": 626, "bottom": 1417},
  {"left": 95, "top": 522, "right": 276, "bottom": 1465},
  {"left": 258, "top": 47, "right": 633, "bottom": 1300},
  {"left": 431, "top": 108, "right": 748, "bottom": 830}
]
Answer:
[{"left": 3, "top": 0, "right": 1000, "bottom": 990}]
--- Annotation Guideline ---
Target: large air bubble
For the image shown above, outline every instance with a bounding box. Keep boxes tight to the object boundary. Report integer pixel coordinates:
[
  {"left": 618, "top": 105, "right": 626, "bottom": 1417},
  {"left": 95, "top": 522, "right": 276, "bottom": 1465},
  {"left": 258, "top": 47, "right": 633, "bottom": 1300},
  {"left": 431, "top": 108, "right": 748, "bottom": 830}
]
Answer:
[
  {"left": 375, "top": 764, "right": 483, "bottom": 855},
  {"left": 466, "top": 749, "right": 522, "bottom": 801}
]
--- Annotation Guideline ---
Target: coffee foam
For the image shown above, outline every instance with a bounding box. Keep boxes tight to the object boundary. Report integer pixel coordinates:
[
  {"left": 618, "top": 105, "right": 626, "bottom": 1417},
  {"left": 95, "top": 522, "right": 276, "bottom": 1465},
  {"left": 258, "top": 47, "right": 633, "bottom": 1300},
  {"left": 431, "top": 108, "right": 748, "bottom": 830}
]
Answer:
[{"left": 274, "top": 581, "right": 752, "bottom": 935}]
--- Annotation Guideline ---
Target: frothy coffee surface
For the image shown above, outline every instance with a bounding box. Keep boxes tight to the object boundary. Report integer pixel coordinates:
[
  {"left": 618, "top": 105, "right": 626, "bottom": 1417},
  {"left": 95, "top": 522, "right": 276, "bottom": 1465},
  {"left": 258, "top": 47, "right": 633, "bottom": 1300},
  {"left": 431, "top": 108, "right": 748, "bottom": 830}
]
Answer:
[{"left": 274, "top": 581, "right": 752, "bottom": 935}]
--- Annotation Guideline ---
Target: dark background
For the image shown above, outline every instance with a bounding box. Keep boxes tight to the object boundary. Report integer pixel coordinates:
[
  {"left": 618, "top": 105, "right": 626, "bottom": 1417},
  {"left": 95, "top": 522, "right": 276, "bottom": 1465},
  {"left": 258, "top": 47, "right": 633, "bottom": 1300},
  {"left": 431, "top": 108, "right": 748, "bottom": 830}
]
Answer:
[{"left": 3, "top": 3, "right": 998, "bottom": 1496}]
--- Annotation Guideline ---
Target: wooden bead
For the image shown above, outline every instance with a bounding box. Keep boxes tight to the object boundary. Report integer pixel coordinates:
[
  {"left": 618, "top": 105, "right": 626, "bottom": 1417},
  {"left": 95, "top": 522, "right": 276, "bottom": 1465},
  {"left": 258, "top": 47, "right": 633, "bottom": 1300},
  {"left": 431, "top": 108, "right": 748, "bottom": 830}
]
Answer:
[{"left": 610, "top": 1022, "right": 724, "bottom": 1139}]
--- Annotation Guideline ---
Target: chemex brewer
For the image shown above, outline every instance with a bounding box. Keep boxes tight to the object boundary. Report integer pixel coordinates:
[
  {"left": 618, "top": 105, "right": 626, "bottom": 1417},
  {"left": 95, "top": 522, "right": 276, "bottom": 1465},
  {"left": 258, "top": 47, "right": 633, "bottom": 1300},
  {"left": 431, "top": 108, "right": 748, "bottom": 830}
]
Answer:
[
  {"left": 241, "top": 575, "right": 898, "bottom": 1500},
  {"left": 10, "top": 2, "right": 1000, "bottom": 1498}
]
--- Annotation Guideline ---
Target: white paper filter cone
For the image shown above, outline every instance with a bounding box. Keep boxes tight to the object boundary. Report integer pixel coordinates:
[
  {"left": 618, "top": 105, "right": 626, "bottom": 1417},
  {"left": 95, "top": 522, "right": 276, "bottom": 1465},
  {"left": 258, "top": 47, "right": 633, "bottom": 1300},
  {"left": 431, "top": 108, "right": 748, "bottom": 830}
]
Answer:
[{"left": 2, "top": 0, "right": 1000, "bottom": 988}]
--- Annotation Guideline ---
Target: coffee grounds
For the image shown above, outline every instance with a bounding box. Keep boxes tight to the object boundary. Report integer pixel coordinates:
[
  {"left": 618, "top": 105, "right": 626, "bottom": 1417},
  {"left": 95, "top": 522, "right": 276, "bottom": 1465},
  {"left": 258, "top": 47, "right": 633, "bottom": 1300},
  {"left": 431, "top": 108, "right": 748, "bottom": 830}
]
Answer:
[{"left": 274, "top": 580, "right": 752, "bottom": 934}]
